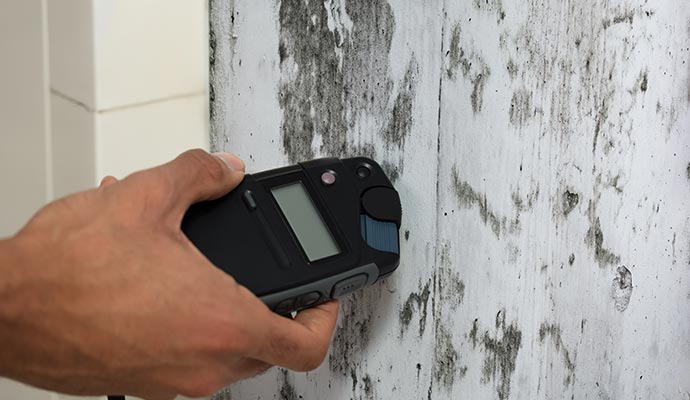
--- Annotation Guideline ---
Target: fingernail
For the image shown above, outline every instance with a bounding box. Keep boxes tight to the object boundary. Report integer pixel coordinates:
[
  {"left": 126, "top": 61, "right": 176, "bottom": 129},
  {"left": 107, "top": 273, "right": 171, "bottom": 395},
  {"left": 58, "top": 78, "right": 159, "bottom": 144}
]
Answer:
[{"left": 213, "top": 152, "right": 245, "bottom": 172}]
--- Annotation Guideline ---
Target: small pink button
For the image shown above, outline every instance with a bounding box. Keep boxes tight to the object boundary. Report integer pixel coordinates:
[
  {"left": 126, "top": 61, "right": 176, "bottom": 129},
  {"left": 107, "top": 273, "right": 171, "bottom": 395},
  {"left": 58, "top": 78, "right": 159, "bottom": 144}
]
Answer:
[{"left": 321, "top": 171, "right": 336, "bottom": 186}]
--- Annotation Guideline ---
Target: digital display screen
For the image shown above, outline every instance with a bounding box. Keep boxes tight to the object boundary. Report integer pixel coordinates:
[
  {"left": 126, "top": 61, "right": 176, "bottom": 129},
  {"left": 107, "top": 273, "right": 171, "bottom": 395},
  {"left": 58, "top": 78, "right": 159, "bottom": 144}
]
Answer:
[{"left": 271, "top": 182, "right": 340, "bottom": 262}]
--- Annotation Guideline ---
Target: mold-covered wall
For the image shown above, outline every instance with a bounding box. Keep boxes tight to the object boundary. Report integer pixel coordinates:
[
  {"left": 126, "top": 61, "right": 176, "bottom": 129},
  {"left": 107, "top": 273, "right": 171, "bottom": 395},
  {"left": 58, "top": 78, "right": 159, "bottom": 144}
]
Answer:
[{"left": 209, "top": 1, "right": 690, "bottom": 398}]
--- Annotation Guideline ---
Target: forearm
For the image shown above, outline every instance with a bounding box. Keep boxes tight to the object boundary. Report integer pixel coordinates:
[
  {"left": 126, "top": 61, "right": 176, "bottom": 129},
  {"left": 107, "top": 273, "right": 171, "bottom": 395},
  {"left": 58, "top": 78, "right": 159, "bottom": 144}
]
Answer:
[{"left": 0, "top": 235, "right": 24, "bottom": 377}]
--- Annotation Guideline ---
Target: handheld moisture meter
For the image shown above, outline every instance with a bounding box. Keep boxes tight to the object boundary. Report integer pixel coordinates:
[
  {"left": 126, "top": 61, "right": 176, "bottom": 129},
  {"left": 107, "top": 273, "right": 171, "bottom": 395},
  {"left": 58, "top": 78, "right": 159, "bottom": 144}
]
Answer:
[{"left": 181, "top": 157, "right": 402, "bottom": 315}]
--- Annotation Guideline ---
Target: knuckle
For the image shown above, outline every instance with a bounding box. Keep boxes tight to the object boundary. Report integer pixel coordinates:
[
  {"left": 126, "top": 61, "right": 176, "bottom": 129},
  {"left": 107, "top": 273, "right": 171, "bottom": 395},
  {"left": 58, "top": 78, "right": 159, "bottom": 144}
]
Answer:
[{"left": 183, "top": 148, "right": 227, "bottom": 183}]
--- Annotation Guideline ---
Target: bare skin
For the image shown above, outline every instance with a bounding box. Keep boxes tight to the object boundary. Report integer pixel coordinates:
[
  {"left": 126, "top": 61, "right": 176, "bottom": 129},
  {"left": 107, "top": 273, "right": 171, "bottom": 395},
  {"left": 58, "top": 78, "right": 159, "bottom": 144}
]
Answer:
[{"left": 0, "top": 149, "right": 339, "bottom": 399}]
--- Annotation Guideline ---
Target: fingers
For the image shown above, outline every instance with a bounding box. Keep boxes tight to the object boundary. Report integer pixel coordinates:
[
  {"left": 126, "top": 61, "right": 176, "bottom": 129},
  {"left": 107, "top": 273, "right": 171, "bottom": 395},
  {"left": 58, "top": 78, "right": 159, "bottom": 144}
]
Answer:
[
  {"left": 155, "top": 149, "right": 245, "bottom": 213},
  {"left": 250, "top": 300, "right": 340, "bottom": 371}
]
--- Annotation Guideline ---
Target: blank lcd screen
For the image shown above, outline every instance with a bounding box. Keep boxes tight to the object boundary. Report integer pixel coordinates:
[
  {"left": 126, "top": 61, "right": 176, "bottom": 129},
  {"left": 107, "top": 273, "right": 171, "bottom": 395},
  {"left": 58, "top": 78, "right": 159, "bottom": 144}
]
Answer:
[{"left": 271, "top": 182, "right": 340, "bottom": 262}]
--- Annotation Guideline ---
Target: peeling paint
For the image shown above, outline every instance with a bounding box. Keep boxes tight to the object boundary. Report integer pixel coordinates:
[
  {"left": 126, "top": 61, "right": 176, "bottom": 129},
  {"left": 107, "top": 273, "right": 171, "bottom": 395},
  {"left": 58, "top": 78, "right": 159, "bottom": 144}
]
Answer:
[{"left": 612, "top": 265, "right": 633, "bottom": 312}]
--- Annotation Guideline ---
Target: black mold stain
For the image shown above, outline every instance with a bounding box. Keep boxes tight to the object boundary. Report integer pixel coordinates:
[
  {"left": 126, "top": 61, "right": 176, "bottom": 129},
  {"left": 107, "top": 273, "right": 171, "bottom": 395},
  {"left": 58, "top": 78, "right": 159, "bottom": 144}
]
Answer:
[
  {"left": 446, "top": 24, "right": 471, "bottom": 80},
  {"left": 452, "top": 167, "right": 520, "bottom": 238},
  {"left": 509, "top": 89, "right": 535, "bottom": 126},
  {"left": 471, "top": 67, "right": 491, "bottom": 113},
  {"left": 279, "top": 369, "right": 298, "bottom": 400},
  {"left": 445, "top": 22, "right": 491, "bottom": 113},
  {"left": 380, "top": 160, "right": 401, "bottom": 183},
  {"left": 593, "top": 98, "right": 609, "bottom": 156},
  {"left": 686, "top": 162, "right": 690, "bottom": 181},
  {"left": 469, "top": 318, "right": 480, "bottom": 347},
  {"left": 511, "top": 187, "right": 539, "bottom": 213},
  {"left": 538, "top": 322, "right": 576, "bottom": 386},
  {"left": 562, "top": 189, "right": 580, "bottom": 216},
  {"left": 277, "top": 0, "right": 397, "bottom": 163},
  {"left": 432, "top": 324, "right": 463, "bottom": 388},
  {"left": 438, "top": 243, "right": 465, "bottom": 310},
  {"left": 404, "top": 230, "right": 410, "bottom": 241},
  {"left": 399, "top": 280, "right": 431, "bottom": 337},
  {"left": 585, "top": 200, "right": 621, "bottom": 267},
  {"left": 612, "top": 265, "right": 633, "bottom": 311},
  {"left": 328, "top": 281, "right": 383, "bottom": 375},
  {"left": 362, "top": 374, "right": 374, "bottom": 398},
  {"left": 603, "top": 8, "right": 635, "bottom": 28},
  {"left": 506, "top": 59, "right": 518, "bottom": 80},
  {"left": 473, "top": 0, "right": 506, "bottom": 23},
  {"left": 569, "top": 253, "right": 575, "bottom": 266},
  {"left": 474, "top": 311, "right": 522, "bottom": 400},
  {"left": 382, "top": 59, "right": 419, "bottom": 149},
  {"left": 639, "top": 70, "right": 648, "bottom": 92}
]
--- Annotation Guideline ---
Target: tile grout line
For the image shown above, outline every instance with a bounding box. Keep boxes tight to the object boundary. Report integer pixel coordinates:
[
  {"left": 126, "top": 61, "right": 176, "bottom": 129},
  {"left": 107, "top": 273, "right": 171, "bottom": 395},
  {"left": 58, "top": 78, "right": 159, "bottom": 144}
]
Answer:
[{"left": 50, "top": 89, "right": 207, "bottom": 115}]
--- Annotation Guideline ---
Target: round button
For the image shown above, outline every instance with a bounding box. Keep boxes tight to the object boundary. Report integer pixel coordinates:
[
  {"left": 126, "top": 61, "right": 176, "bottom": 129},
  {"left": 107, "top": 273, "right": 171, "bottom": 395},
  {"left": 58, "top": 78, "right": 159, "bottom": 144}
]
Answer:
[
  {"left": 321, "top": 171, "right": 336, "bottom": 186},
  {"left": 356, "top": 165, "right": 371, "bottom": 179}
]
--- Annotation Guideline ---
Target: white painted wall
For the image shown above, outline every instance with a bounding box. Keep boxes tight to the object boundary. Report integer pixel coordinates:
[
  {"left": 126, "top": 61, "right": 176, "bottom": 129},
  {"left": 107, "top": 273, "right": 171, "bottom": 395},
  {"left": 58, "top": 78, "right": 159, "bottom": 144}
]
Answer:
[
  {"left": 210, "top": 1, "right": 690, "bottom": 399},
  {"left": 0, "top": 1, "right": 209, "bottom": 399}
]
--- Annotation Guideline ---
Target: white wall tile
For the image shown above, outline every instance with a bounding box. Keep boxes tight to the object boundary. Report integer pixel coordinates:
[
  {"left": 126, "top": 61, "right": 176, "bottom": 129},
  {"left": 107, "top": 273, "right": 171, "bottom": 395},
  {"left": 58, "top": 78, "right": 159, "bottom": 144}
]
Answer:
[
  {"left": 51, "top": 94, "right": 96, "bottom": 198},
  {"left": 47, "top": 0, "right": 95, "bottom": 108},
  {"left": 95, "top": 94, "right": 208, "bottom": 180},
  {"left": 93, "top": 0, "right": 208, "bottom": 110}
]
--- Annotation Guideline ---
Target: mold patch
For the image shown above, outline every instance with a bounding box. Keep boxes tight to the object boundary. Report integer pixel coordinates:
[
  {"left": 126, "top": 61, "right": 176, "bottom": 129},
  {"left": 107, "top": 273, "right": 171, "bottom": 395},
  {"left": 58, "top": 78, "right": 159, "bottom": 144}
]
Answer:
[
  {"left": 538, "top": 322, "right": 576, "bottom": 386},
  {"left": 399, "top": 280, "right": 431, "bottom": 337},
  {"left": 279, "top": 369, "right": 298, "bottom": 400},
  {"left": 562, "top": 189, "right": 580, "bottom": 216},
  {"left": 445, "top": 22, "right": 491, "bottom": 113},
  {"left": 472, "top": 310, "right": 522, "bottom": 400},
  {"left": 452, "top": 167, "right": 520, "bottom": 238},
  {"left": 612, "top": 265, "right": 633, "bottom": 311},
  {"left": 432, "top": 324, "right": 466, "bottom": 389},
  {"left": 277, "top": 0, "right": 396, "bottom": 162},
  {"left": 382, "top": 59, "right": 419, "bottom": 149},
  {"left": 437, "top": 243, "right": 466, "bottom": 310},
  {"left": 472, "top": 0, "right": 506, "bottom": 23},
  {"left": 446, "top": 24, "right": 471, "bottom": 80},
  {"left": 585, "top": 200, "right": 621, "bottom": 267},
  {"left": 329, "top": 281, "right": 383, "bottom": 375},
  {"left": 509, "top": 89, "right": 535, "bottom": 126}
]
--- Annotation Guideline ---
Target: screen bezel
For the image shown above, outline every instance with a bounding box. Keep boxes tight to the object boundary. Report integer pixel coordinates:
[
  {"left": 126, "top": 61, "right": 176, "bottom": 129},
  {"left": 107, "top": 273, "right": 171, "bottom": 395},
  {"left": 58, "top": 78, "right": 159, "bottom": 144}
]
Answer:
[{"left": 260, "top": 171, "right": 349, "bottom": 266}]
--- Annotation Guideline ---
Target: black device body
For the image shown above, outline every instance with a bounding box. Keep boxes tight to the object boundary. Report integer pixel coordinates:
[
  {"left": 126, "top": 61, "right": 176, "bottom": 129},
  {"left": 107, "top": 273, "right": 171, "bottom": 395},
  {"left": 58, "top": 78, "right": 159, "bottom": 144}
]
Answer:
[{"left": 181, "top": 157, "right": 401, "bottom": 314}]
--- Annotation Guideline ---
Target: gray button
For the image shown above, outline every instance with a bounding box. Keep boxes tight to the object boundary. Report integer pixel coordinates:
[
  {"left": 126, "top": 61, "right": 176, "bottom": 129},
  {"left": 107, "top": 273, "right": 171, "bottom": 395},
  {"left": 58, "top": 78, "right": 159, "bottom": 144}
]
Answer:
[
  {"left": 297, "top": 291, "right": 322, "bottom": 308},
  {"left": 275, "top": 298, "right": 294, "bottom": 314},
  {"left": 331, "top": 274, "right": 369, "bottom": 297}
]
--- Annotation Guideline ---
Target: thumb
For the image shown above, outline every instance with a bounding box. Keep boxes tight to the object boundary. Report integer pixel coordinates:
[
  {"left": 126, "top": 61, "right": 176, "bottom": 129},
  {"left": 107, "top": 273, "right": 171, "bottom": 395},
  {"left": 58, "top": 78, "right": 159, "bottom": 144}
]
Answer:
[{"left": 158, "top": 149, "right": 245, "bottom": 213}]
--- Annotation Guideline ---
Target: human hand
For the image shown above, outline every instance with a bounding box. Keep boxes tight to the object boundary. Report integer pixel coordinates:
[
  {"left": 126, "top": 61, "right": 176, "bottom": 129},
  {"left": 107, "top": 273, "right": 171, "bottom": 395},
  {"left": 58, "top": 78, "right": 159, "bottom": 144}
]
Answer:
[{"left": 0, "top": 149, "right": 340, "bottom": 399}]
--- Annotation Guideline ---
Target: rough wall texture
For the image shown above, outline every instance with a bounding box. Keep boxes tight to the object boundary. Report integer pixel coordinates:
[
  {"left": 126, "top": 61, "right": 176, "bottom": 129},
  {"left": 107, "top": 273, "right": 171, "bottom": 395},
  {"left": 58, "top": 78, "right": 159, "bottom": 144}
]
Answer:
[{"left": 209, "top": 0, "right": 690, "bottom": 398}]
